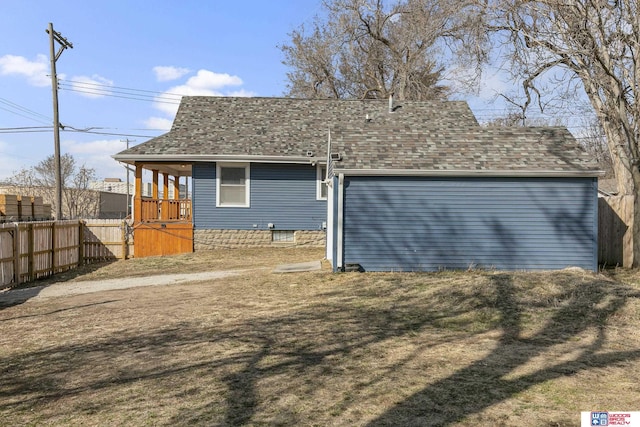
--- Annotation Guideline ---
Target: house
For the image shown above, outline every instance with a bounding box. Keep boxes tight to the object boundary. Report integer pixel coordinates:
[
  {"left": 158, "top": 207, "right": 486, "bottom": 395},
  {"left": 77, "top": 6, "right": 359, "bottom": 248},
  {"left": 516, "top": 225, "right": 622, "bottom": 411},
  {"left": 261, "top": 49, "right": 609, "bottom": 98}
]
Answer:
[
  {"left": 113, "top": 96, "right": 478, "bottom": 257},
  {"left": 114, "top": 96, "right": 602, "bottom": 270}
]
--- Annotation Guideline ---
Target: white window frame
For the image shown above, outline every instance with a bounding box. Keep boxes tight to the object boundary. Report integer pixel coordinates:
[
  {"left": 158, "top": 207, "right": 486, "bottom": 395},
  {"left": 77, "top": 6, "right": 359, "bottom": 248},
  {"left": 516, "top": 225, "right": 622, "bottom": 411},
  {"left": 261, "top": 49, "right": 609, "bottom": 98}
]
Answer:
[
  {"left": 317, "top": 164, "right": 328, "bottom": 200},
  {"left": 216, "top": 163, "right": 250, "bottom": 207}
]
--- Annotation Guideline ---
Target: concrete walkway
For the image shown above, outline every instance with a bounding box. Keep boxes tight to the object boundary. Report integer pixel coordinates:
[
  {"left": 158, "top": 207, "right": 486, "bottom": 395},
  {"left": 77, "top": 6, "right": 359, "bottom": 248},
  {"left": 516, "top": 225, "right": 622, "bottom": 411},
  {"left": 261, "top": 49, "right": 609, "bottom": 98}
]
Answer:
[
  {"left": 0, "top": 270, "right": 245, "bottom": 306},
  {"left": 272, "top": 260, "right": 323, "bottom": 273},
  {"left": 0, "top": 259, "right": 324, "bottom": 307}
]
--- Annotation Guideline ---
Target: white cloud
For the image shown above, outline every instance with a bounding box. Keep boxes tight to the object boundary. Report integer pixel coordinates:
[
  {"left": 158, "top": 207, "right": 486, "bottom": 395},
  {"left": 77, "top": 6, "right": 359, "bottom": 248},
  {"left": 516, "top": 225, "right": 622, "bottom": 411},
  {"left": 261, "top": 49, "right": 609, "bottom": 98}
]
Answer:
[
  {"left": 69, "top": 74, "right": 114, "bottom": 98},
  {"left": 153, "top": 65, "right": 190, "bottom": 82},
  {"left": 227, "top": 89, "right": 257, "bottom": 98},
  {"left": 152, "top": 69, "right": 246, "bottom": 116},
  {"left": 0, "top": 54, "right": 50, "bottom": 87},
  {"left": 144, "top": 68, "right": 253, "bottom": 127},
  {"left": 62, "top": 139, "right": 128, "bottom": 179},
  {"left": 144, "top": 117, "right": 173, "bottom": 130},
  {"left": 185, "top": 69, "right": 243, "bottom": 90}
]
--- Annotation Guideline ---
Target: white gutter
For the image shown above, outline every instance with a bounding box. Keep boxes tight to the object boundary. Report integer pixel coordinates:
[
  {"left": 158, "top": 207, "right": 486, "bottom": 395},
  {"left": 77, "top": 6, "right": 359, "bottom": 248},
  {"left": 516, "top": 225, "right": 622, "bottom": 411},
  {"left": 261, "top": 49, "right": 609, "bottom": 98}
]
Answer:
[
  {"left": 335, "top": 168, "right": 605, "bottom": 178},
  {"left": 112, "top": 154, "right": 327, "bottom": 165}
]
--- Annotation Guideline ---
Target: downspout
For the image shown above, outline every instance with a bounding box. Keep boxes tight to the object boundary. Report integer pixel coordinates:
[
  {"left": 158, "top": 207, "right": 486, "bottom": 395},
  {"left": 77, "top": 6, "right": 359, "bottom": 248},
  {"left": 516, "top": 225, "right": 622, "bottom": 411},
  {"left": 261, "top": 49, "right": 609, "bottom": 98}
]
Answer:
[
  {"left": 336, "top": 173, "right": 344, "bottom": 271},
  {"left": 325, "top": 126, "right": 333, "bottom": 261},
  {"left": 592, "top": 177, "right": 599, "bottom": 272},
  {"left": 326, "top": 180, "right": 334, "bottom": 261}
]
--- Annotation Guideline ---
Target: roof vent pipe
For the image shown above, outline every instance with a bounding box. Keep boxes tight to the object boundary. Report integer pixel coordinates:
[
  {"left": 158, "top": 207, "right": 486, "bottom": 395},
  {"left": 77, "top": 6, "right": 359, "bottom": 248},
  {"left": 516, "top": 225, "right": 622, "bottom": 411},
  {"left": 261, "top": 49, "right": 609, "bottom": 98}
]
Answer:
[{"left": 388, "top": 93, "right": 393, "bottom": 113}]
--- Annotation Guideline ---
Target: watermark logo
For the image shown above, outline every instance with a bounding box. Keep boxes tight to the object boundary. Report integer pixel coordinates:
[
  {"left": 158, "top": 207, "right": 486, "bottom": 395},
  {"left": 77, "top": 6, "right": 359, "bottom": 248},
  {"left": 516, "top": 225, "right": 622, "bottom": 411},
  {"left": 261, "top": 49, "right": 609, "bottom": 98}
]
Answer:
[
  {"left": 591, "top": 412, "right": 608, "bottom": 426},
  {"left": 582, "top": 412, "right": 640, "bottom": 426}
]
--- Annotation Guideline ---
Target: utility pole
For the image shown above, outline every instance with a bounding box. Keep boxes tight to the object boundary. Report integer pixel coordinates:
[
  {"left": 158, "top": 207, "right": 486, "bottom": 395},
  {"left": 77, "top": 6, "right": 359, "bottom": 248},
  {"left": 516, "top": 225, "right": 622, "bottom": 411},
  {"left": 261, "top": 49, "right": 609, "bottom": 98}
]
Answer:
[
  {"left": 47, "top": 22, "right": 73, "bottom": 220},
  {"left": 121, "top": 138, "right": 136, "bottom": 218}
]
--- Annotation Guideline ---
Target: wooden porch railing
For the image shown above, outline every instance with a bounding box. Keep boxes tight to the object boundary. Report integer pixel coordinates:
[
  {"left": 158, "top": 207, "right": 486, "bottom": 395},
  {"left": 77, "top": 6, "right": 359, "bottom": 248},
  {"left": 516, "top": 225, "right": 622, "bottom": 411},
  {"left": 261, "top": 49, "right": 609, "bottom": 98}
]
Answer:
[{"left": 140, "top": 198, "right": 192, "bottom": 222}]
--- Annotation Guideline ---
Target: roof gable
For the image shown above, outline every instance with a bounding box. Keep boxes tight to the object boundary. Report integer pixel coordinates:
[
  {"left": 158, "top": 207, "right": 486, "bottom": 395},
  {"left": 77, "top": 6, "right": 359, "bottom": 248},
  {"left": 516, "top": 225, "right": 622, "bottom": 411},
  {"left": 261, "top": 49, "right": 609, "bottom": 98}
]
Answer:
[{"left": 115, "top": 96, "right": 477, "bottom": 159}]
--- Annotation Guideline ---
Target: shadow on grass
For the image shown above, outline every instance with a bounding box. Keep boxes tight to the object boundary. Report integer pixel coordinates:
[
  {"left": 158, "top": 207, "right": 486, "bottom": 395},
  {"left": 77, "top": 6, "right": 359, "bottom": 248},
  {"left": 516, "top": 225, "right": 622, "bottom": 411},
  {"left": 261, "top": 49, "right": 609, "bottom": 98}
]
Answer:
[
  {"left": 0, "top": 271, "right": 639, "bottom": 426},
  {"left": 0, "top": 300, "right": 120, "bottom": 322},
  {"left": 367, "top": 274, "right": 640, "bottom": 426}
]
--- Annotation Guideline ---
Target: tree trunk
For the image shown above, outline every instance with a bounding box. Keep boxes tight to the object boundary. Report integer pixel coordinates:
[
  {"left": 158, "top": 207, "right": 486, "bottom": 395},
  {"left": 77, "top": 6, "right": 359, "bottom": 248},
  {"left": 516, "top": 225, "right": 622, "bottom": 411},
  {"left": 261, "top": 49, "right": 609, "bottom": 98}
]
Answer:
[
  {"left": 629, "top": 169, "right": 640, "bottom": 267},
  {"left": 601, "top": 120, "right": 640, "bottom": 267}
]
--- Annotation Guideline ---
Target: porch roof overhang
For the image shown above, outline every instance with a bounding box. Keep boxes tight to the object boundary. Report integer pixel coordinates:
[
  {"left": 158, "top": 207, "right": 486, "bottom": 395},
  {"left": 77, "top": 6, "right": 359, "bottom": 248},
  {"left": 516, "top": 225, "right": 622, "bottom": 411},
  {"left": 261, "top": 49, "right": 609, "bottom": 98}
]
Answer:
[{"left": 112, "top": 154, "right": 326, "bottom": 176}]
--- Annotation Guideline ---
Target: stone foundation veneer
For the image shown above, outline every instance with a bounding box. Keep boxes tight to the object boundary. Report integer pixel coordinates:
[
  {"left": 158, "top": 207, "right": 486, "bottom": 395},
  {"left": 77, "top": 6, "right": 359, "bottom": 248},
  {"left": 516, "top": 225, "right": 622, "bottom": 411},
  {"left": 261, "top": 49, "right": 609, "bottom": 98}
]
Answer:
[{"left": 194, "top": 229, "right": 325, "bottom": 250}]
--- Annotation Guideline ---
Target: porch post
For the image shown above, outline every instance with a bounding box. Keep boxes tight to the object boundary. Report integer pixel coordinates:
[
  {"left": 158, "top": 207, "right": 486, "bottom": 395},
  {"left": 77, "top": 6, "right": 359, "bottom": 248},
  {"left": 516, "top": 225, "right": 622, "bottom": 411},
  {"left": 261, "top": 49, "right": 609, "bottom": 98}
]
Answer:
[
  {"left": 152, "top": 170, "right": 159, "bottom": 199},
  {"left": 134, "top": 163, "right": 143, "bottom": 223},
  {"left": 173, "top": 176, "right": 180, "bottom": 200},
  {"left": 161, "top": 173, "right": 170, "bottom": 220},
  {"left": 163, "top": 174, "right": 169, "bottom": 200}
]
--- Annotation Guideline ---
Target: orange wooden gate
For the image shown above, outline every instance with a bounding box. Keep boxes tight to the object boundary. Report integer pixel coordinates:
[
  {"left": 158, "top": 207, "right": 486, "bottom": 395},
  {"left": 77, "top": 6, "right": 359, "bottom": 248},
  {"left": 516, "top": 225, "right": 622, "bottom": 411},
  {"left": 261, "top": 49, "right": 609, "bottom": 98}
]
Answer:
[{"left": 133, "top": 222, "right": 193, "bottom": 257}]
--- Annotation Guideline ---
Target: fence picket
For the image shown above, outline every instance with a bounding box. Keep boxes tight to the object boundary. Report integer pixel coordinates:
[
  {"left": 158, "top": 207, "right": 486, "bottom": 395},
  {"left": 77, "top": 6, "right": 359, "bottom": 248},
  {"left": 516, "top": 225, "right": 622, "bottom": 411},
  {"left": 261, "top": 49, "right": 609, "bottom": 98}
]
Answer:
[{"left": 0, "top": 219, "right": 133, "bottom": 288}]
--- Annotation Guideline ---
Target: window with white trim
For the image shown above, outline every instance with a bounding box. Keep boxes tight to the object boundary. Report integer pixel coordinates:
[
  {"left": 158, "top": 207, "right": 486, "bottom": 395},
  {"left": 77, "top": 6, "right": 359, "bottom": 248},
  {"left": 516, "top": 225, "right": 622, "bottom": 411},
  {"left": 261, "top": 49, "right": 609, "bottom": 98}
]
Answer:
[
  {"left": 216, "top": 163, "right": 250, "bottom": 207},
  {"left": 317, "top": 164, "right": 328, "bottom": 200}
]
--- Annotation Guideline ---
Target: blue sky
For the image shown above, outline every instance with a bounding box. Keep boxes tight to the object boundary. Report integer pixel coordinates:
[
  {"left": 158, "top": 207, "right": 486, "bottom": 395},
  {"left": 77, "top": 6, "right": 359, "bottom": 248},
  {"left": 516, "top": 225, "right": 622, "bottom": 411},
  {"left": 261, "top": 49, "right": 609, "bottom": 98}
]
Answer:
[{"left": 0, "top": 0, "right": 510, "bottom": 182}]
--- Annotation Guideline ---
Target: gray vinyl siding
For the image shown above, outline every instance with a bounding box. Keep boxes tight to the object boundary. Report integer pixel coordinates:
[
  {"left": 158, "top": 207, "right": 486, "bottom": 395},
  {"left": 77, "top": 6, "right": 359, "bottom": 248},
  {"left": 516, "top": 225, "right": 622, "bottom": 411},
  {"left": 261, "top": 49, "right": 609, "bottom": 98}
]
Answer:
[
  {"left": 341, "top": 177, "right": 597, "bottom": 271},
  {"left": 192, "top": 162, "right": 326, "bottom": 230}
]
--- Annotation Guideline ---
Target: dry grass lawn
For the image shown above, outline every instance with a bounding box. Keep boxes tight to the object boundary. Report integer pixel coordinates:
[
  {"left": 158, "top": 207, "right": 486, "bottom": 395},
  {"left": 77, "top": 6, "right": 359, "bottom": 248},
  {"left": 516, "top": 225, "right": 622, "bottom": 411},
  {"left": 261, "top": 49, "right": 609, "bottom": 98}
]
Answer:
[{"left": 1, "top": 248, "right": 640, "bottom": 426}]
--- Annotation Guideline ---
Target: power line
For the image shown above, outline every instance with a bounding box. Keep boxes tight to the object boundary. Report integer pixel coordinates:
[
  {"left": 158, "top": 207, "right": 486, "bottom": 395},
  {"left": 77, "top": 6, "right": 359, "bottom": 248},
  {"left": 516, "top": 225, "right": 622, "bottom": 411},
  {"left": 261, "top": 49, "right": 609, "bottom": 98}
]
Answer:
[
  {"left": 58, "top": 81, "right": 179, "bottom": 100},
  {"left": 59, "top": 78, "right": 186, "bottom": 97},
  {"left": 0, "top": 97, "right": 52, "bottom": 121},
  {"left": 59, "top": 85, "right": 182, "bottom": 105},
  {"left": 0, "top": 106, "right": 52, "bottom": 125},
  {"left": 0, "top": 129, "right": 54, "bottom": 134},
  {"left": 57, "top": 79, "right": 184, "bottom": 104},
  {"left": 63, "top": 128, "right": 159, "bottom": 138},
  {"left": 0, "top": 98, "right": 52, "bottom": 125},
  {"left": 0, "top": 126, "right": 53, "bottom": 130},
  {"left": 0, "top": 124, "right": 164, "bottom": 137}
]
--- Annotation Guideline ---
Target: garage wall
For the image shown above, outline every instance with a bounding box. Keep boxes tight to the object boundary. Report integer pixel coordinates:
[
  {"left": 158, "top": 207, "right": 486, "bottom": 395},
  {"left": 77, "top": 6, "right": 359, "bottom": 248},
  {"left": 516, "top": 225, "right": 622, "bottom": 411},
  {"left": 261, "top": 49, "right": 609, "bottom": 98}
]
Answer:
[{"left": 340, "top": 176, "right": 598, "bottom": 271}]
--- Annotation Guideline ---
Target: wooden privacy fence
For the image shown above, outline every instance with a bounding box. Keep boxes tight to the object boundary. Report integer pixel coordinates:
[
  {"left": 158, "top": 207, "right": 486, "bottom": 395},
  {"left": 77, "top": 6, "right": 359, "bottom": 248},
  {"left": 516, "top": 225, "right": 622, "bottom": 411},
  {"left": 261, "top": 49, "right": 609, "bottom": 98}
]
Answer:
[
  {"left": 0, "top": 219, "right": 133, "bottom": 288},
  {"left": 84, "top": 219, "right": 132, "bottom": 261},
  {"left": 598, "top": 195, "right": 634, "bottom": 268}
]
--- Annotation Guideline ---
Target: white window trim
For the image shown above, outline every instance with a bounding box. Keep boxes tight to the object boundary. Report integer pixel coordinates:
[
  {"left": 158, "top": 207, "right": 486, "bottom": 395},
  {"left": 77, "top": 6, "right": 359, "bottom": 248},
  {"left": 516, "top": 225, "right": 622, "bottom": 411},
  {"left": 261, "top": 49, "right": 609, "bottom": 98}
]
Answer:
[
  {"left": 216, "top": 163, "right": 250, "bottom": 208},
  {"left": 317, "top": 164, "right": 328, "bottom": 201}
]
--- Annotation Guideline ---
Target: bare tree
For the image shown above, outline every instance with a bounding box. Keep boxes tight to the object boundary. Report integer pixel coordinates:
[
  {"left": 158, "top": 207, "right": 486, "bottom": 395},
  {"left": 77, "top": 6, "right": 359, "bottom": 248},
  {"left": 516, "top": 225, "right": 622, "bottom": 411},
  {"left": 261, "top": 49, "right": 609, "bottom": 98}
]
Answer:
[
  {"left": 486, "top": 105, "right": 613, "bottom": 174},
  {"left": 472, "top": 0, "right": 640, "bottom": 264},
  {"left": 484, "top": 110, "right": 565, "bottom": 127},
  {"left": 576, "top": 115, "right": 613, "bottom": 178},
  {"left": 280, "top": 0, "right": 480, "bottom": 100},
  {"left": 7, "top": 154, "right": 98, "bottom": 219}
]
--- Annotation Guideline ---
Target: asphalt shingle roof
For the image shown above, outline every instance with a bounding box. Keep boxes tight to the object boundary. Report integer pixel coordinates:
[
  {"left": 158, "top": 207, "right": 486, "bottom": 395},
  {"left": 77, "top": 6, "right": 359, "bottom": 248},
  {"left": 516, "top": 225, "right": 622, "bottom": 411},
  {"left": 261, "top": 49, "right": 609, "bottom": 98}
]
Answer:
[
  {"left": 116, "top": 96, "right": 477, "bottom": 158},
  {"left": 114, "top": 96, "right": 600, "bottom": 175},
  {"left": 331, "top": 125, "right": 599, "bottom": 173}
]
